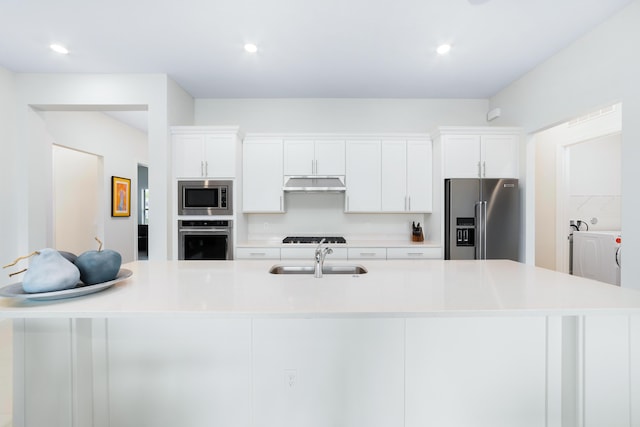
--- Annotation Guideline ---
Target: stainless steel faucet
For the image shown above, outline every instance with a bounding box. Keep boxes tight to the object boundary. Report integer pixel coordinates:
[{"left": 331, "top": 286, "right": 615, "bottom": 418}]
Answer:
[{"left": 314, "top": 238, "right": 333, "bottom": 278}]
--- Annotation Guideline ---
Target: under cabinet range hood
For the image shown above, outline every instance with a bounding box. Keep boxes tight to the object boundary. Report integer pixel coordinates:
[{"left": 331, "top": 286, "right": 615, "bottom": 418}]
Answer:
[{"left": 283, "top": 176, "right": 346, "bottom": 192}]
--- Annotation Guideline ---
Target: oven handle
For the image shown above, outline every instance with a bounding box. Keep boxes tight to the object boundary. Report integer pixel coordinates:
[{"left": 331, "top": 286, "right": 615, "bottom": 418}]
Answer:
[{"left": 179, "top": 229, "right": 231, "bottom": 235}]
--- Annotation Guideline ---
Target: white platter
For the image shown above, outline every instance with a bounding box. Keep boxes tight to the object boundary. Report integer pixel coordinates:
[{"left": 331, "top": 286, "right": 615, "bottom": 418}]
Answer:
[{"left": 0, "top": 269, "right": 132, "bottom": 301}]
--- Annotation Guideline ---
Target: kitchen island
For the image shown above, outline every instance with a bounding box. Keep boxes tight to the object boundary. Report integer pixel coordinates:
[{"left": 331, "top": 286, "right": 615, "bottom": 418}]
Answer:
[{"left": 2, "top": 260, "right": 640, "bottom": 427}]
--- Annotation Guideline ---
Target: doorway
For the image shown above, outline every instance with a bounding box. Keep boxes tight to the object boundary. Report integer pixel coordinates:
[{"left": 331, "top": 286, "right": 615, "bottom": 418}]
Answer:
[
  {"left": 138, "top": 164, "right": 149, "bottom": 260},
  {"left": 533, "top": 103, "right": 622, "bottom": 273},
  {"left": 52, "top": 145, "right": 104, "bottom": 254}
]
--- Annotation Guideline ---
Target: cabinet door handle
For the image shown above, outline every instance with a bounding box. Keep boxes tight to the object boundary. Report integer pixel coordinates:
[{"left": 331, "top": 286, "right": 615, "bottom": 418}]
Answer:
[
  {"left": 407, "top": 252, "right": 424, "bottom": 257},
  {"left": 477, "top": 161, "right": 481, "bottom": 178},
  {"left": 482, "top": 161, "right": 486, "bottom": 177},
  {"left": 201, "top": 161, "right": 205, "bottom": 177},
  {"left": 280, "top": 196, "right": 283, "bottom": 211},
  {"left": 408, "top": 196, "right": 411, "bottom": 211},
  {"left": 359, "top": 252, "right": 377, "bottom": 256},
  {"left": 311, "top": 159, "right": 315, "bottom": 175},
  {"left": 249, "top": 252, "right": 267, "bottom": 257},
  {"left": 205, "top": 161, "right": 209, "bottom": 177}
]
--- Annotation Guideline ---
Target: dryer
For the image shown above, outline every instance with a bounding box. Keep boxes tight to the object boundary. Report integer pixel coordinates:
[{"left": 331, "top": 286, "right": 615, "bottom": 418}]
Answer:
[{"left": 572, "top": 231, "right": 621, "bottom": 286}]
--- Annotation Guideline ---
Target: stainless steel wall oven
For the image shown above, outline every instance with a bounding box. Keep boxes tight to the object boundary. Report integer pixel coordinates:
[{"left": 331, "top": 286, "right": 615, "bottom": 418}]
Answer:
[{"left": 178, "top": 220, "right": 233, "bottom": 260}]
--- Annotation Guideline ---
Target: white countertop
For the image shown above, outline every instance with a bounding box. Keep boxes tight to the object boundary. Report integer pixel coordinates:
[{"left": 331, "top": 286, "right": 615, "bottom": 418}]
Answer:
[{"left": 1, "top": 260, "right": 639, "bottom": 318}]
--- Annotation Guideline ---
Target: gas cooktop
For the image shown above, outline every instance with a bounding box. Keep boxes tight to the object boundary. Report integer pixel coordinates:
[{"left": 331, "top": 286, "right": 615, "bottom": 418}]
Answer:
[{"left": 282, "top": 236, "right": 347, "bottom": 244}]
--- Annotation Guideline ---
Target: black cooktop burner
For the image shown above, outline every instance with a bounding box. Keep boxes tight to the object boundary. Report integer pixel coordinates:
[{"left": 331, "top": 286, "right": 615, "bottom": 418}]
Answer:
[{"left": 282, "top": 236, "right": 347, "bottom": 244}]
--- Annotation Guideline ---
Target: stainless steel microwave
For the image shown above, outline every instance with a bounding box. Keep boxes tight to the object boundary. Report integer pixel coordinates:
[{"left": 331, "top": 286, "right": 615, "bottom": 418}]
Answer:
[{"left": 178, "top": 180, "right": 233, "bottom": 216}]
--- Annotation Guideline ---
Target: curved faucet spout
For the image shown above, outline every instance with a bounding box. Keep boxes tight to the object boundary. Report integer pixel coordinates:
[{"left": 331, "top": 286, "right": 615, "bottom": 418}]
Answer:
[{"left": 314, "top": 239, "right": 333, "bottom": 278}]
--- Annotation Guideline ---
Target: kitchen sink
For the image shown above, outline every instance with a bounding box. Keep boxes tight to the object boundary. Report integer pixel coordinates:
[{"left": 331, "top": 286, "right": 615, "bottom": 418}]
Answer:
[{"left": 269, "top": 264, "right": 368, "bottom": 275}]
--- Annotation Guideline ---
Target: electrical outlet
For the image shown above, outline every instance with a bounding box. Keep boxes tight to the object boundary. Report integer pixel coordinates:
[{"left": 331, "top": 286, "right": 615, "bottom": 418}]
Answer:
[{"left": 285, "top": 369, "right": 297, "bottom": 388}]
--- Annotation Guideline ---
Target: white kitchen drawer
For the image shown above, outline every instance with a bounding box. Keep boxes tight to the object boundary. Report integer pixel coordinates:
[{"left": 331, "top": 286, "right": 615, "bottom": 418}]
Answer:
[
  {"left": 280, "top": 247, "right": 348, "bottom": 260},
  {"left": 386, "top": 247, "right": 442, "bottom": 260},
  {"left": 236, "top": 247, "right": 281, "bottom": 260},
  {"left": 348, "top": 247, "right": 387, "bottom": 260}
]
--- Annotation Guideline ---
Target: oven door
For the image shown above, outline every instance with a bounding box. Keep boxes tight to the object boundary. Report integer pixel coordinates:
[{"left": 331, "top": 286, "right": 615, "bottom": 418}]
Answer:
[{"left": 178, "top": 224, "right": 233, "bottom": 260}]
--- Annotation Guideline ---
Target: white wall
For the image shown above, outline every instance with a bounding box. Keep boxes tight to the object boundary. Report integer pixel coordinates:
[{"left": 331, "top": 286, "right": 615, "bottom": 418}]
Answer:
[
  {"left": 52, "top": 146, "right": 102, "bottom": 257},
  {"left": 195, "top": 98, "right": 489, "bottom": 132},
  {"left": 45, "top": 112, "right": 148, "bottom": 262},
  {"left": 489, "top": 0, "right": 640, "bottom": 289},
  {"left": 568, "top": 133, "right": 621, "bottom": 230},
  {"left": 0, "top": 67, "right": 17, "bottom": 288},
  {"left": 10, "top": 73, "right": 194, "bottom": 261}
]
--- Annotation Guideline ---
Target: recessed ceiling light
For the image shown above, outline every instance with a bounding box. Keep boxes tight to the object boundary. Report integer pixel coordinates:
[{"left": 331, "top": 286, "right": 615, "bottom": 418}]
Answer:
[
  {"left": 244, "top": 43, "right": 258, "bottom": 53},
  {"left": 436, "top": 44, "right": 451, "bottom": 55},
  {"left": 50, "top": 44, "right": 69, "bottom": 55}
]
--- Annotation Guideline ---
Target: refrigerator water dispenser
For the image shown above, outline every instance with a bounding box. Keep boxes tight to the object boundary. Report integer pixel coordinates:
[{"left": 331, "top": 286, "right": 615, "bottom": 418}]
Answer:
[{"left": 456, "top": 217, "right": 475, "bottom": 246}]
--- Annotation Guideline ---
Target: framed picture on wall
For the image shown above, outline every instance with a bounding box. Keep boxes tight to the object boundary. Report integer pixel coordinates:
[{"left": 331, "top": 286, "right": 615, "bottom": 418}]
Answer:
[{"left": 111, "top": 176, "right": 131, "bottom": 217}]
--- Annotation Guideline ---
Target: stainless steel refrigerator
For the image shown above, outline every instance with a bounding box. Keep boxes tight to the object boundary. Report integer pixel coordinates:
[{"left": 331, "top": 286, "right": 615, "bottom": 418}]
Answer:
[{"left": 444, "top": 178, "right": 520, "bottom": 261}]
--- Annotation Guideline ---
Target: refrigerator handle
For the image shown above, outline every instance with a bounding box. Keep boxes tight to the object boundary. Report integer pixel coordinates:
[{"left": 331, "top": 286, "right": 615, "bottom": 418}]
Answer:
[
  {"left": 475, "top": 201, "right": 483, "bottom": 259},
  {"left": 483, "top": 201, "right": 488, "bottom": 259}
]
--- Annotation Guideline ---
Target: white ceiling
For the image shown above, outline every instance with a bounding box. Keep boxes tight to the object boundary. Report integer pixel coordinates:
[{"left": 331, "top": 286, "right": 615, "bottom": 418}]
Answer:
[{"left": 0, "top": 0, "right": 631, "bottom": 98}]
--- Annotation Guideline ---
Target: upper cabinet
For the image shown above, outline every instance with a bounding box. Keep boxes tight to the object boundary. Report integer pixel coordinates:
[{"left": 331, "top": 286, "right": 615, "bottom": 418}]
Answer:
[
  {"left": 345, "top": 137, "right": 432, "bottom": 213},
  {"left": 438, "top": 127, "right": 520, "bottom": 179},
  {"left": 381, "top": 139, "right": 433, "bottom": 213},
  {"left": 284, "top": 139, "right": 345, "bottom": 176},
  {"left": 345, "top": 140, "right": 381, "bottom": 212},
  {"left": 243, "top": 138, "right": 284, "bottom": 213},
  {"left": 172, "top": 127, "right": 240, "bottom": 179}
]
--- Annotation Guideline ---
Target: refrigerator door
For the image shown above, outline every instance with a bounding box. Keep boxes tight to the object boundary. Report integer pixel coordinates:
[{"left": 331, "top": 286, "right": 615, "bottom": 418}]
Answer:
[
  {"left": 481, "top": 178, "right": 520, "bottom": 261},
  {"left": 445, "top": 179, "right": 480, "bottom": 260}
]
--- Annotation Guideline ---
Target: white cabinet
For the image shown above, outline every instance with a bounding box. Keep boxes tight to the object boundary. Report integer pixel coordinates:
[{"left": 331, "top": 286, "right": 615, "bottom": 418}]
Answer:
[
  {"left": 386, "top": 247, "right": 442, "bottom": 259},
  {"left": 348, "top": 247, "right": 387, "bottom": 260},
  {"left": 345, "top": 140, "right": 381, "bottom": 212},
  {"left": 108, "top": 318, "right": 252, "bottom": 427},
  {"left": 252, "top": 319, "right": 405, "bottom": 427},
  {"left": 481, "top": 134, "right": 519, "bottom": 178},
  {"left": 405, "top": 317, "right": 547, "bottom": 427},
  {"left": 440, "top": 128, "right": 520, "bottom": 179},
  {"left": 284, "top": 139, "right": 345, "bottom": 176},
  {"left": 235, "top": 247, "right": 281, "bottom": 260},
  {"left": 280, "top": 247, "right": 348, "bottom": 260},
  {"left": 243, "top": 138, "right": 284, "bottom": 212},
  {"left": 173, "top": 127, "right": 238, "bottom": 178},
  {"left": 381, "top": 140, "right": 432, "bottom": 212}
]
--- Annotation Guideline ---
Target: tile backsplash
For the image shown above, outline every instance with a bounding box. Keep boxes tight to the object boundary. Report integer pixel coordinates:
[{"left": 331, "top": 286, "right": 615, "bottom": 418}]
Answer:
[{"left": 569, "top": 195, "right": 621, "bottom": 231}]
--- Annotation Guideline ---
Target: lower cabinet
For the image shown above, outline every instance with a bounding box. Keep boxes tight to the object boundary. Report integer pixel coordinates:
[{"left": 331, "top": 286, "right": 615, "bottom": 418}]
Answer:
[
  {"left": 347, "top": 247, "right": 387, "bottom": 260},
  {"left": 107, "top": 319, "right": 252, "bottom": 427},
  {"left": 280, "top": 247, "right": 348, "bottom": 260},
  {"left": 405, "top": 317, "right": 547, "bottom": 427},
  {"left": 252, "top": 319, "right": 405, "bottom": 427},
  {"left": 235, "top": 246, "right": 442, "bottom": 260},
  {"left": 386, "top": 247, "right": 442, "bottom": 259},
  {"left": 15, "top": 315, "right": 640, "bottom": 427},
  {"left": 235, "top": 247, "right": 281, "bottom": 260}
]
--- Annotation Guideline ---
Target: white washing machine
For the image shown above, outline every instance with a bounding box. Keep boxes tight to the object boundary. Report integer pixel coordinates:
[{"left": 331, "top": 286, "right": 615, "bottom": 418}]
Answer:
[{"left": 572, "top": 231, "right": 621, "bottom": 286}]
